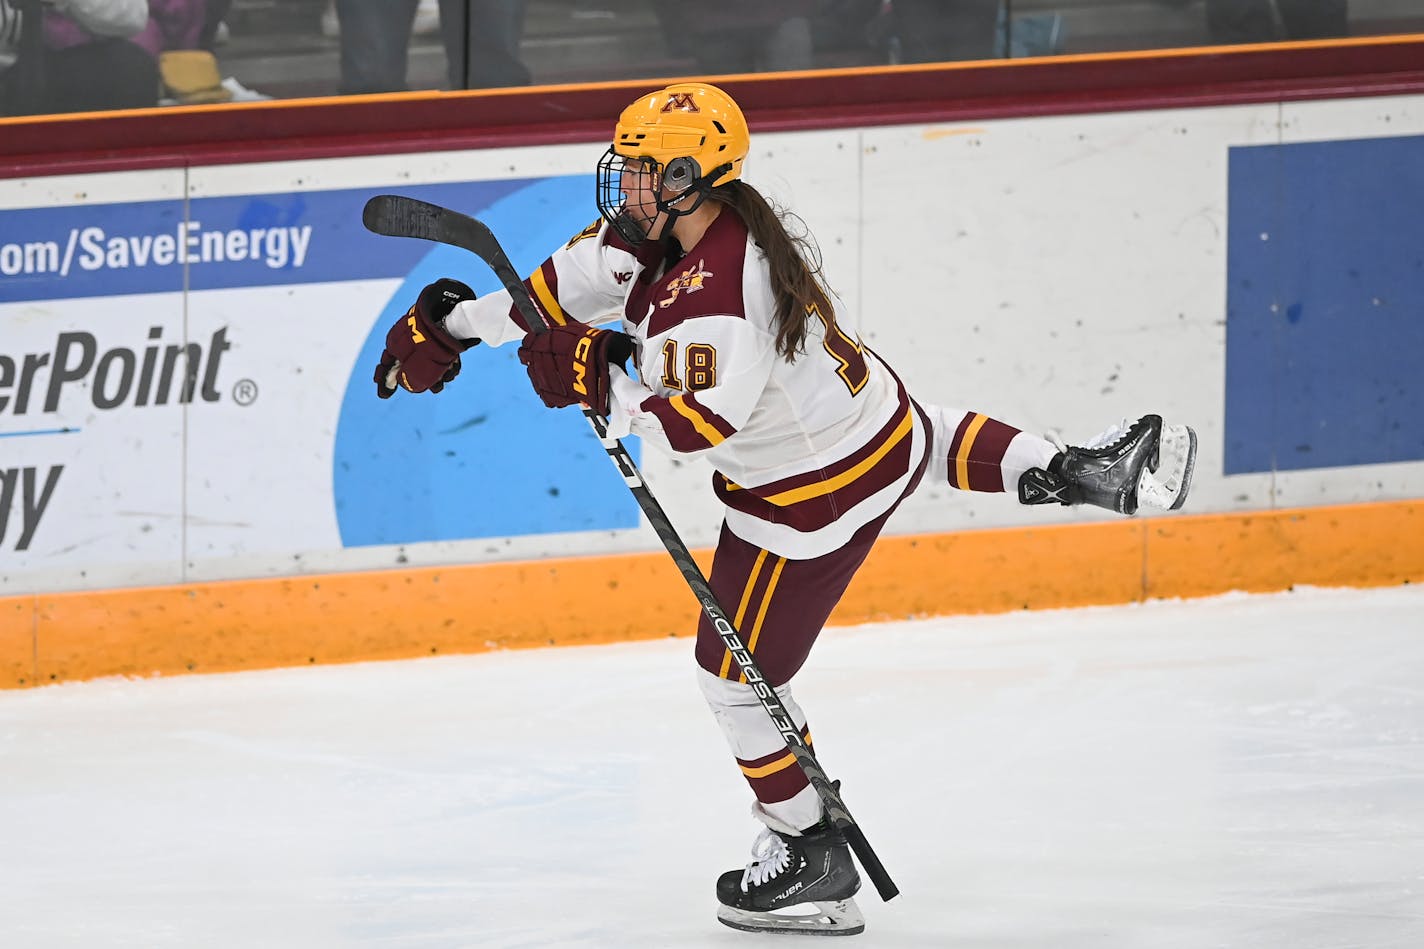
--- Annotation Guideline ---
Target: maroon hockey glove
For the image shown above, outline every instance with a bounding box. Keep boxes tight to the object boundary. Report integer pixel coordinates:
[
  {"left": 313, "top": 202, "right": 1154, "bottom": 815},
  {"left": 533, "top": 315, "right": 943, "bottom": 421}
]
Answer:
[
  {"left": 517, "top": 323, "right": 635, "bottom": 416},
  {"left": 374, "top": 278, "right": 480, "bottom": 398}
]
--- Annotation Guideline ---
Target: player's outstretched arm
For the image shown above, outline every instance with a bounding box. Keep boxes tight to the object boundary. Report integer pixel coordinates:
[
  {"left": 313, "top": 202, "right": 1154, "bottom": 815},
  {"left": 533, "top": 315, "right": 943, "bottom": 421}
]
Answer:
[
  {"left": 372, "top": 279, "right": 481, "bottom": 398},
  {"left": 1018, "top": 415, "right": 1197, "bottom": 514}
]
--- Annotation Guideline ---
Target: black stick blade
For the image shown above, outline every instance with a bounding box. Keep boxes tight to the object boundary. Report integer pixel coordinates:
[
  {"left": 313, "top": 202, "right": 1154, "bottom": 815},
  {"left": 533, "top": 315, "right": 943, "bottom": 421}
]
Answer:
[
  {"left": 363, "top": 194, "right": 461, "bottom": 243},
  {"left": 360, "top": 193, "right": 546, "bottom": 334}
]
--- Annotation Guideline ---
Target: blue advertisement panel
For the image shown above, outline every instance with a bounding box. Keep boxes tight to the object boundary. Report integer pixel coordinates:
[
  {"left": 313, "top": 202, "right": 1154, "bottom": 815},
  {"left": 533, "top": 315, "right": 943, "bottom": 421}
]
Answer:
[
  {"left": 331, "top": 177, "right": 644, "bottom": 546},
  {"left": 0, "top": 174, "right": 641, "bottom": 577},
  {"left": 0, "top": 180, "right": 525, "bottom": 301},
  {"left": 1224, "top": 134, "right": 1424, "bottom": 475}
]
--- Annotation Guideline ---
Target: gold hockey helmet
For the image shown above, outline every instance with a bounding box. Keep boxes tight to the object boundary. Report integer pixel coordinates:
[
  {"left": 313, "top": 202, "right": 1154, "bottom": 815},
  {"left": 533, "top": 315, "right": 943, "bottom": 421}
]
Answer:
[
  {"left": 596, "top": 82, "right": 751, "bottom": 244},
  {"left": 611, "top": 82, "right": 750, "bottom": 190}
]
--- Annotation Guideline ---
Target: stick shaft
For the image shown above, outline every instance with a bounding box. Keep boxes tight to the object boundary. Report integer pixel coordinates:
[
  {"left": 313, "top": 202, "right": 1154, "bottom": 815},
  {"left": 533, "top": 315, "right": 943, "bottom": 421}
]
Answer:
[{"left": 362, "top": 194, "right": 898, "bottom": 900}]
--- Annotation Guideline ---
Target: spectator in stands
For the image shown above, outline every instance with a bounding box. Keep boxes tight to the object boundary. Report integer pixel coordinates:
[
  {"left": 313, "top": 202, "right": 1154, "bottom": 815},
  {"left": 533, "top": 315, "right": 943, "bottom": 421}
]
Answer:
[
  {"left": 657, "top": 0, "right": 814, "bottom": 75},
  {"left": 333, "top": 0, "right": 419, "bottom": 94},
  {"left": 0, "top": 0, "right": 23, "bottom": 92},
  {"left": 324, "top": 0, "right": 440, "bottom": 41},
  {"left": 199, "top": 0, "right": 228, "bottom": 49},
  {"left": 333, "top": 0, "right": 526, "bottom": 95},
  {"left": 438, "top": 0, "right": 527, "bottom": 88},
  {"left": 1206, "top": 0, "right": 1348, "bottom": 43},
  {"left": 0, "top": 0, "right": 155, "bottom": 116},
  {"left": 142, "top": 0, "right": 233, "bottom": 104}
]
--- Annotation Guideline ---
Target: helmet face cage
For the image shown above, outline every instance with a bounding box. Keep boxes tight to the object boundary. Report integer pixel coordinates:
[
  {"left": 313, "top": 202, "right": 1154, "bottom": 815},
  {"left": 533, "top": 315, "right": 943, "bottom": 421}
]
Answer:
[
  {"left": 595, "top": 147, "right": 721, "bottom": 247},
  {"left": 596, "top": 148, "right": 655, "bottom": 246},
  {"left": 596, "top": 83, "right": 750, "bottom": 246}
]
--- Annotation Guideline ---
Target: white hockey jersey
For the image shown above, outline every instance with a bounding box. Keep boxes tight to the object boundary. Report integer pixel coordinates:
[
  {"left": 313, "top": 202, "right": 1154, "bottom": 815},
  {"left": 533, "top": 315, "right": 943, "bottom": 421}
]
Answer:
[
  {"left": 446, "top": 209, "right": 931, "bottom": 560},
  {"left": 447, "top": 209, "right": 1054, "bottom": 560}
]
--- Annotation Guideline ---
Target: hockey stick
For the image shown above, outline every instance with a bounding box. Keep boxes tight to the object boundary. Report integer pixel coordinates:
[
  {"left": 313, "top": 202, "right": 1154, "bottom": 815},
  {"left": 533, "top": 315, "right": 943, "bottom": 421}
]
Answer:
[{"left": 362, "top": 194, "right": 899, "bottom": 902}]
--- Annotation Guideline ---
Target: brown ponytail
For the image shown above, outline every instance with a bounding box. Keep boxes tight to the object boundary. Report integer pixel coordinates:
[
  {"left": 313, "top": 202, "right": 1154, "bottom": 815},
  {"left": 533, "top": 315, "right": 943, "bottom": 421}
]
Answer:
[{"left": 707, "top": 180, "right": 837, "bottom": 361}]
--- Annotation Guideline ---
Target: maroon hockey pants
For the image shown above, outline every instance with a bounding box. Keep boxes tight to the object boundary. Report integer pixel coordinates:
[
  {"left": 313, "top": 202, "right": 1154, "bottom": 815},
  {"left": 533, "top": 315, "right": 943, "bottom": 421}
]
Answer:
[{"left": 693, "top": 512, "right": 893, "bottom": 688}]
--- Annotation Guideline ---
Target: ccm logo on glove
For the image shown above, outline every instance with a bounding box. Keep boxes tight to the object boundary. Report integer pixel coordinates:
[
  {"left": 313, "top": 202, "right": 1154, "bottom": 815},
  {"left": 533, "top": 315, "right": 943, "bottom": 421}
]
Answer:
[
  {"left": 518, "top": 323, "right": 635, "bottom": 416},
  {"left": 374, "top": 278, "right": 480, "bottom": 398}
]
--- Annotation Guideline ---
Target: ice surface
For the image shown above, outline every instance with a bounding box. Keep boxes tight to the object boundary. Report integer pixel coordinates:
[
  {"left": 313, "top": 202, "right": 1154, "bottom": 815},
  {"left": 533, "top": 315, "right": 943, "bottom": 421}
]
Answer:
[{"left": 2, "top": 585, "right": 1422, "bottom": 948}]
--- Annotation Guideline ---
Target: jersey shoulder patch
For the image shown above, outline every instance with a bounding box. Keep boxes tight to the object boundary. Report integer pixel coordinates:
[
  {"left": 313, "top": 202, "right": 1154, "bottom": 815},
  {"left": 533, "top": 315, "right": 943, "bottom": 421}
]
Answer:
[
  {"left": 643, "top": 213, "right": 752, "bottom": 338},
  {"left": 566, "top": 219, "right": 602, "bottom": 248}
]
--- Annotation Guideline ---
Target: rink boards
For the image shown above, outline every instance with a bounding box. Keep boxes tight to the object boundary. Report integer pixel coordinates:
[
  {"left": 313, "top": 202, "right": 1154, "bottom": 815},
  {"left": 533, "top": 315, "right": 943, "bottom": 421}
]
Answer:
[{"left": 2, "top": 81, "right": 1423, "bottom": 685}]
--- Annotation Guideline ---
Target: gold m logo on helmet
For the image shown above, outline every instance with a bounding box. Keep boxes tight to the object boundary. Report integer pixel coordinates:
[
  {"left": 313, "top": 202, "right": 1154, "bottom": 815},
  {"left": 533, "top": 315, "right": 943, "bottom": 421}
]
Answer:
[{"left": 662, "top": 92, "right": 699, "bottom": 113}]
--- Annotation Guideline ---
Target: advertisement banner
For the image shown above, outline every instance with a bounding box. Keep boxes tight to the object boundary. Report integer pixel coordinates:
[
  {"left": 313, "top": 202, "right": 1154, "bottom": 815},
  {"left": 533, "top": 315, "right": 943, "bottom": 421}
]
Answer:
[
  {"left": 4, "top": 98, "right": 1423, "bottom": 598},
  {"left": 1, "top": 175, "right": 645, "bottom": 592}
]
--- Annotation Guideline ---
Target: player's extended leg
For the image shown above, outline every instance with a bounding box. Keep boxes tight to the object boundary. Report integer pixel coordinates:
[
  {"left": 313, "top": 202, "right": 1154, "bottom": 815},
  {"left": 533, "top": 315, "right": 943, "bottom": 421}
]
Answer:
[{"left": 920, "top": 405, "right": 1196, "bottom": 514}]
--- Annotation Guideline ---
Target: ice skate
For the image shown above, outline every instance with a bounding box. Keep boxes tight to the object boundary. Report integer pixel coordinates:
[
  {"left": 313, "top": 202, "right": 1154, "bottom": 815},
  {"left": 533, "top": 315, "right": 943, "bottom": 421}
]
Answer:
[
  {"left": 715, "top": 823, "right": 864, "bottom": 936},
  {"left": 1136, "top": 417, "right": 1197, "bottom": 511},
  {"left": 1020, "top": 414, "right": 1198, "bottom": 514}
]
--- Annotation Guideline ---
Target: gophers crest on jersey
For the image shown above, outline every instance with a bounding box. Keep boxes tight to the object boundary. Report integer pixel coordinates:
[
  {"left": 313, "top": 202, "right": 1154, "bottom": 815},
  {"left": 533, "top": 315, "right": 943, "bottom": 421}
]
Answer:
[{"left": 660, "top": 259, "right": 714, "bottom": 308}]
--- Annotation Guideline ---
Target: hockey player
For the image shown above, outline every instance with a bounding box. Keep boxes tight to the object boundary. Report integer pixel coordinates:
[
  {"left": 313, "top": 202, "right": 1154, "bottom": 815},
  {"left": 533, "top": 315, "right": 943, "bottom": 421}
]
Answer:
[{"left": 372, "top": 81, "right": 1196, "bottom": 936}]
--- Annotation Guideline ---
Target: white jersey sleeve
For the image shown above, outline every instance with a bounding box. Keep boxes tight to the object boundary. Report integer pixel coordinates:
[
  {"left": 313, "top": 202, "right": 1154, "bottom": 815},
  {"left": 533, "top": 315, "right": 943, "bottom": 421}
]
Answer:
[{"left": 443, "top": 219, "right": 638, "bottom": 345}]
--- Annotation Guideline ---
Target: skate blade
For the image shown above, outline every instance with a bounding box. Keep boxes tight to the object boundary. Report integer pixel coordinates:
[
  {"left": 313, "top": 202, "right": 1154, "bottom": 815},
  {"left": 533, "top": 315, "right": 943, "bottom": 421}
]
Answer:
[
  {"left": 716, "top": 898, "right": 865, "bottom": 936},
  {"left": 1137, "top": 423, "right": 1197, "bottom": 512}
]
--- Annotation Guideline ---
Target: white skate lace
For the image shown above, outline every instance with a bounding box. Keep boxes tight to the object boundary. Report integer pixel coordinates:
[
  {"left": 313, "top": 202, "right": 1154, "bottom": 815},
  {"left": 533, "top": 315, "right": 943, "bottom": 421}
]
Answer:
[
  {"left": 1080, "top": 418, "right": 1133, "bottom": 451},
  {"left": 1045, "top": 419, "right": 1131, "bottom": 455},
  {"left": 740, "top": 828, "right": 793, "bottom": 892}
]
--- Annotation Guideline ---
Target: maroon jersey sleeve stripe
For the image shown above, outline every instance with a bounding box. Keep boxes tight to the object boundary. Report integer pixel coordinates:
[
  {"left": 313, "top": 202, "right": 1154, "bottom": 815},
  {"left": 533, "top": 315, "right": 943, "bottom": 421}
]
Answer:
[
  {"left": 944, "top": 412, "right": 976, "bottom": 490},
  {"left": 530, "top": 260, "right": 569, "bottom": 325},
  {"left": 684, "top": 393, "right": 737, "bottom": 439},
  {"left": 504, "top": 259, "right": 568, "bottom": 332},
  {"left": 505, "top": 300, "right": 531, "bottom": 332},
  {"left": 960, "top": 416, "right": 1020, "bottom": 493},
  {"left": 946, "top": 412, "right": 1023, "bottom": 493},
  {"left": 641, "top": 392, "right": 738, "bottom": 452}
]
